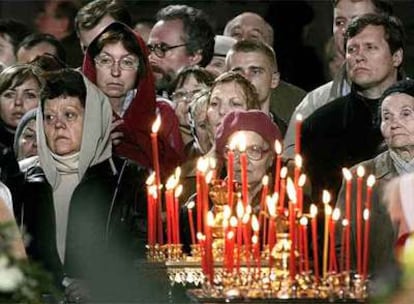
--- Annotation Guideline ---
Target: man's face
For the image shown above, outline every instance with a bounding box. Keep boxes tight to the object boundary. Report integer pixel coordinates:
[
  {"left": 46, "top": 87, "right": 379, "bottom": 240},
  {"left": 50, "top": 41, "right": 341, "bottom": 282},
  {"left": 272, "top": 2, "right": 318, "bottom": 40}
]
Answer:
[
  {"left": 35, "top": 1, "right": 63, "bottom": 38},
  {"left": 148, "top": 19, "right": 196, "bottom": 91},
  {"left": 346, "top": 25, "right": 402, "bottom": 93},
  {"left": 205, "top": 56, "right": 226, "bottom": 77},
  {"left": 224, "top": 13, "right": 271, "bottom": 45},
  {"left": 78, "top": 15, "right": 115, "bottom": 52},
  {"left": 226, "top": 50, "right": 279, "bottom": 106},
  {"left": 333, "top": 0, "right": 376, "bottom": 58},
  {"left": 0, "top": 34, "right": 16, "bottom": 67},
  {"left": 17, "top": 42, "right": 57, "bottom": 63}
]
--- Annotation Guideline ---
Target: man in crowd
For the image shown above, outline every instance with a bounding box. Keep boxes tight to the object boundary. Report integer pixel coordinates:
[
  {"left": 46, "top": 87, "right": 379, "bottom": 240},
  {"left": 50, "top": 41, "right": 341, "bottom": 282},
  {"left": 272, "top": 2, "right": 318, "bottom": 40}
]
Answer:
[
  {"left": 0, "top": 19, "right": 31, "bottom": 69},
  {"left": 147, "top": 4, "right": 215, "bottom": 96},
  {"left": 16, "top": 33, "right": 66, "bottom": 64}
]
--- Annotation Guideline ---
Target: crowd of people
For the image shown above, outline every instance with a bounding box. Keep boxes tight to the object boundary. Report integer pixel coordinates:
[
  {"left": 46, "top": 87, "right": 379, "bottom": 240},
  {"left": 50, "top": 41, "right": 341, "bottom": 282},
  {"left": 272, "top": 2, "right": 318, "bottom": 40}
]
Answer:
[{"left": 0, "top": 0, "right": 412, "bottom": 302}]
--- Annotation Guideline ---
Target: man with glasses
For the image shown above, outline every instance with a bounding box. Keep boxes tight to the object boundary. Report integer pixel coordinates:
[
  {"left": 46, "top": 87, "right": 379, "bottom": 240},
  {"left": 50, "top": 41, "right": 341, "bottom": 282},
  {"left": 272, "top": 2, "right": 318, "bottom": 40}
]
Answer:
[{"left": 147, "top": 5, "right": 215, "bottom": 96}]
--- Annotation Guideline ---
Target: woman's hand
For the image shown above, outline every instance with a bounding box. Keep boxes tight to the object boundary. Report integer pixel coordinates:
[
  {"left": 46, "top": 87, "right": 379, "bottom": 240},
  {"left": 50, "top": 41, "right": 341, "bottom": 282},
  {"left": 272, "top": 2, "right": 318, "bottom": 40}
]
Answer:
[{"left": 111, "top": 117, "right": 124, "bottom": 146}]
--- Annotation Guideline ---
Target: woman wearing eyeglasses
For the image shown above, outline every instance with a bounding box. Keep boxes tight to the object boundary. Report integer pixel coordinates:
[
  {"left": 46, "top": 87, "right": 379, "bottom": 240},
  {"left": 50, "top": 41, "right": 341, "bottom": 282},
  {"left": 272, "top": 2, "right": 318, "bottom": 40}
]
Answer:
[{"left": 82, "top": 22, "right": 184, "bottom": 178}]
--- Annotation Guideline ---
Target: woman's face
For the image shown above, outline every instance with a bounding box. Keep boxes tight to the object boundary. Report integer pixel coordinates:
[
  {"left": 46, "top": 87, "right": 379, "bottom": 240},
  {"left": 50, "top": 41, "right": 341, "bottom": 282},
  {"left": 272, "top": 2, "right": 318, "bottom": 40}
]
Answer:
[
  {"left": 173, "top": 74, "right": 208, "bottom": 127},
  {"left": 0, "top": 77, "right": 40, "bottom": 129},
  {"left": 227, "top": 130, "right": 273, "bottom": 187},
  {"left": 381, "top": 93, "right": 414, "bottom": 151},
  {"left": 17, "top": 119, "right": 37, "bottom": 160},
  {"left": 194, "top": 109, "right": 212, "bottom": 153},
  {"left": 95, "top": 41, "right": 139, "bottom": 101},
  {"left": 207, "top": 81, "right": 248, "bottom": 134},
  {"left": 43, "top": 96, "right": 85, "bottom": 156}
]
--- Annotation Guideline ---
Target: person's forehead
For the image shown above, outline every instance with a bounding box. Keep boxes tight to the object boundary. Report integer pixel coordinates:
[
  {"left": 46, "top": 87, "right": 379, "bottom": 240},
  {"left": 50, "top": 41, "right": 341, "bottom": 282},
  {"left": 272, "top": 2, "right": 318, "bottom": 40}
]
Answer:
[
  {"left": 229, "top": 50, "right": 270, "bottom": 65},
  {"left": 348, "top": 24, "right": 386, "bottom": 42},
  {"left": 232, "top": 14, "right": 266, "bottom": 31},
  {"left": 334, "top": 0, "right": 376, "bottom": 18},
  {"left": 149, "top": 19, "right": 185, "bottom": 44}
]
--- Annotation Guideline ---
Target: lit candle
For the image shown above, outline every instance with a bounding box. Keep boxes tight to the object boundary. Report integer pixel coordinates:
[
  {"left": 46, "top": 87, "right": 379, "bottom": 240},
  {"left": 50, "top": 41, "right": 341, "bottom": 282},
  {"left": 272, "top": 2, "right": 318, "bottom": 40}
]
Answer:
[
  {"left": 151, "top": 115, "right": 163, "bottom": 244},
  {"left": 341, "top": 219, "right": 349, "bottom": 272},
  {"left": 286, "top": 177, "right": 297, "bottom": 280},
  {"left": 297, "top": 174, "right": 306, "bottom": 215},
  {"left": 236, "top": 199, "right": 244, "bottom": 275},
  {"left": 366, "top": 175, "right": 376, "bottom": 210},
  {"left": 227, "top": 139, "right": 236, "bottom": 208},
  {"left": 209, "top": 157, "right": 217, "bottom": 181},
  {"left": 196, "top": 158, "right": 205, "bottom": 235},
  {"left": 267, "top": 194, "right": 277, "bottom": 254},
  {"left": 356, "top": 165, "right": 365, "bottom": 274},
  {"left": 229, "top": 217, "right": 237, "bottom": 273},
  {"left": 329, "top": 208, "right": 340, "bottom": 273},
  {"left": 251, "top": 215, "right": 260, "bottom": 276},
  {"left": 294, "top": 154, "right": 302, "bottom": 188},
  {"left": 206, "top": 211, "right": 215, "bottom": 283},
  {"left": 197, "top": 233, "right": 207, "bottom": 274},
  {"left": 187, "top": 201, "right": 196, "bottom": 245},
  {"left": 278, "top": 167, "right": 288, "bottom": 212},
  {"left": 310, "top": 204, "right": 319, "bottom": 282},
  {"left": 274, "top": 140, "right": 282, "bottom": 193},
  {"left": 239, "top": 134, "right": 249, "bottom": 207},
  {"left": 322, "top": 190, "right": 331, "bottom": 278},
  {"left": 300, "top": 216, "right": 309, "bottom": 272},
  {"left": 174, "top": 184, "right": 183, "bottom": 244},
  {"left": 295, "top": 113, "right": 303, "bottom": 155},
  {"left": 146, "top": 173, "right": 156, "bottom": 245},
  {"left": 362, "top": 209, "right": 370, "bottom": 279},
  {"left": 226, "top": 230, "right": 235, "bottom": 273},
  {"left": 342, "top": 168, "right": 352, "bottom": 272},
  {"left": 260, "top": 175, "right": 269, "bottom": 217},
  {"left": 165, "top": 176, "right": 176, "bottom": 244}
]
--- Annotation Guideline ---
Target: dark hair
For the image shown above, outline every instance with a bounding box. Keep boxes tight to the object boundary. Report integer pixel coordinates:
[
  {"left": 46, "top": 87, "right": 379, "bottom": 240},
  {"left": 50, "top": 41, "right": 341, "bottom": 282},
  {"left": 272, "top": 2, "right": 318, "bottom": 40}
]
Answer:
[
  {"left": 345, "top": 13, "right": 405, "bottom": 58},
  {"left": 76, "top": 0, "right": 132, "bottom": 32},
  {"left": 41, "top": 69, "right": 86, "bottom": 109},
  {"left": 0, "top": 19, "right": 32, "bottom": 55},
  {"left": 156, "top": 5, "right": 215, "bottom": 67},
  {"left": 17, "top": 33, "right": 66, "bottom": 63},
  {"left": 228, "top": 39, "right": 278, "bottom": 71},
  {"left": 172, "top": 66, "right": 215, "bottom": 93},
  {"left": 333, "top": 0, "right": 394, "bottom": 15},
  {"left": 29, "top": 53, "right": 68, "bottom": 73},
  {"left": 380, "top": 79, "right": 414, "bottom": 106},
  {"left": 209, "top": 71, "right": 261, "bottom": 110},
  {"left": 0, "top": 64, "right": 42, "bottom": 96},
  {"left": 54, "top": 1, "right": 79, "bottom": 32},
  {"left": 88, "top": 24, "right": 145, "bottom": 78}
]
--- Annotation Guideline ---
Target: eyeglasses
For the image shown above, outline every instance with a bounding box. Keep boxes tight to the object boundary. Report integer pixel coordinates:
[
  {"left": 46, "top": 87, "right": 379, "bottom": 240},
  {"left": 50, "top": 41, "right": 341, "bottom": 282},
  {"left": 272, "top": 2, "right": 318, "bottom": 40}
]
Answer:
[
  {"left": 94, "top": 54, "right": 139, "bottom": 71},
  {"left": 224, "top": 145, "right": 270, "bottom": 161},
  {"left": 171, "top": 89, "right": 201, "bottom": 104},
  {"left": 147, "top": 43, "right": 187, "bottom": 58}
]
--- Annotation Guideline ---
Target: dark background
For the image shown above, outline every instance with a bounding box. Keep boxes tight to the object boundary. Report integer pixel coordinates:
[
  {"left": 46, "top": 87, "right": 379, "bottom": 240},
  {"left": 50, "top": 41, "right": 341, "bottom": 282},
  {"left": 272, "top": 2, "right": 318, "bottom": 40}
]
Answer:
[{"left": 1, "top": 0, "right": 413, "bottom": 92}]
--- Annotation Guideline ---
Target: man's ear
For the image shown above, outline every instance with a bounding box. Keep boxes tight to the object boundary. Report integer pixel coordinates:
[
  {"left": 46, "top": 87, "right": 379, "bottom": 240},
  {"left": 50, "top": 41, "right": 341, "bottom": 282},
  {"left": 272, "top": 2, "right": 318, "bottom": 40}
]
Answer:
[
  {"left": 189, "top": 50, "right": 203, "bottom": 65},
  {"left": 271, "top": 71, "right": 280, "bottom": 89},
  {"left": 392, "top": 48, "right": 403, "bottom": 68}
]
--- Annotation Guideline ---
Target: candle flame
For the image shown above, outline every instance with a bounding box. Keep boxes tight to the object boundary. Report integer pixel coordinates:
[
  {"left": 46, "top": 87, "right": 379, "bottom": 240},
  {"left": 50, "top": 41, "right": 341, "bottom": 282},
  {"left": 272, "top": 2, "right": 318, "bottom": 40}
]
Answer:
[
  {"left": 325, "top": 204, "right": 332, "bottom": 216},
  {"left": 166, "top": 175, "right": 176, "bottom": 190},
  {"left": 229, "top": 136, "right": 237, "bottom": 151},
  {"left": 342, "top": 218, "right": 349, "bottom": 227},
  {"left": 197, "top": 157, "right": 208, "bottom": 173},
  {"left": 187, "top": 201, "right": 195, "bottom": 209},
  {"left": 252, "top": 235, "right": 258, "bottom": 244},
  {"left": 245, "top": 204, "right": 252, "bottom": 215},
  {"left": 357, "top": 165, "right": 365, "bottom": 178},
  {"left": 280, "top": 166, "right": 288, "bottom": 179},
  {"left": 342, "top": 168, "right": 352, "bottom": 181},
  {"left": 332, "top": 208, "right": 341, "bottom": 221},
  {"left": 236, "top": 200, "right": 244, "bottom": 219},
  {"left": 151, "top": 114, "right": 161, "bottom": 133},
  {"left": 363, "top": 209, "right": 370, "bottom": 221},
  {"left": 174, "top": 167, "right": 181, "bottom": 180},
  {"left": 223, "top": 205, "right": 231, "bottom": 220},
  {"left": 242, "top": 213, "right": 250, "bottom": 224},
  {"left": 286, "top": 177, "right": 297, "bottom": 203},
  {"left": 209, "top": 157, "right": 217, "bottom": 170},
  {"left": 251, "top": 215, "right": 259, "bottom": 231},
  {"left": 197, "top": 232, "right": 205, "bottom": 241},
  {"left": 296, "top": 113, "right": 303, "bottom": 121},
  {"left": 227, "top": 231, "right": 234, "bottom": 239},
  {"left": 322, "top": 190, "right": 331, "bottom": 204},
  {"left": 149, "top": 185, "right": 158, "bottom": 198},
  {"left": 310, "top": 204, "right": 318, "bottom": 217},
  {"left": 205, "top": 170, "right": 214, "bottom": 184},
  {"left": 146, "top": 172, "right": 155, "bottom": 185},
  {"left": 299, "top": 216, "right": 308, "bottom": 226},
  {"left": 266, "top": 196, "right": 276, "bottom": 217},
  {"left": 295, "top": 154, "right": 302, "bottom": 168},
  {"left": 174, "top": 184, "right": 183, "bottom": 198},
  {"left": 230, "top": 216, "right": 238, "bottom": 227},
  {"left": 367, "top": 175, "right": 376, "bottom": 187},
  {"left": 238, "top": 134, "right": 246, "bottom": 152},
  {"left": 262, "top": 175, "right": 269, "bottom": 186},
  {"left": 275, "top": 140, "right": 282, "bottom": 154},
  {"left": 298, "top": 174, "right": 306, "bottom": 187},
  {"left": 207, "top": 211, "right": 215, "bottom": 227}
]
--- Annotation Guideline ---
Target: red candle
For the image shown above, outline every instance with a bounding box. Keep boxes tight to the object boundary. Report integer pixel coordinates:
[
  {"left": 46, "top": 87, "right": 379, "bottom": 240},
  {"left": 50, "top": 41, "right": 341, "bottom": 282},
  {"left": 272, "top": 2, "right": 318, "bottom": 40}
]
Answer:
[
  {"left": 342, "top": 168, "right": 352, "bottom": 272},
  {"left": 267, "top": 195, "right": 277, "bottom": 250},
  {"left": 146, "top": 186, "right": 154, "bottom": 245},
  {"left": 187, "top": 201, "right": 196, "bottom": 245},
  {"left": 366, "top": 175, "right": 376, "bottom": 210},
  {"left": 165, "top": 176, "right": 175, "bottom": 245},
  {"left": 205, "top": 212, "right": 215, "bottom": 283},
  {"left": 300, "top": 216, "right": 309, "bottom": 272},
  {"left": 329, "top": 208, "right": 340, "bottom": 273},
  {"left": 310, "top": 204, "right": 319, "bottom": 282},
  {"left": 322, "top": 191, "right": 331, "bottom": 278},
  {"left": 196, "top": 158, "right": 204, "bottom": 235},
  {"left": 294, "top": 154, "right": 302, "bottom": 188},
  {"left": 260, "top": 175, "right": 269, "bottom": 214},
  {"left": 297, "top": 174, "right": 306, "bottom": 215},
  {"left": 236, "top": 200, "right": 244, "bottom": 275},
  {"left": 229, "top": 217, "right": 237, "bottom": 273},
  {"left": 362, "top": 209, "right": 370, "bottom": 279},
  {"left": 239, "top": 135, "right": 249, "bottom": 207},
  {"left": 295, "top": 113, "right": 303, "bottom": 155},
  {"left": 341, "top": 219, "right": 349, "bottom": 272},
  {"left": 278, "top": 167, "right": 288, "bottom": 211},
  {"left": 286, "top": 177, "right": 297, "bottom": 280},
  {"left": 227, "top": 141, "right": 235, "bottom": 208},
  {"left": 174, "top": 185, "right": 182, "bottom": 244},
  {"left": 274, "top": 140, "right": 282, "bottom": 193},
  {"left": 151, "top": 116, "right": 163, "bottom": 244},
  {"left": 356, "top": 166, "right": 365, "bottom": 274}
]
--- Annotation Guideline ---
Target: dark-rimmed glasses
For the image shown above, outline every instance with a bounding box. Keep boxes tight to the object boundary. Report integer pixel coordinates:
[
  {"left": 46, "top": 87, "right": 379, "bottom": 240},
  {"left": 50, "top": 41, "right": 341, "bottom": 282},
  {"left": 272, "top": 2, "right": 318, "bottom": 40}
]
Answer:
[
  {"left": 147, "top": 43, "right": 187, "bottom": 58},
  {"left": 94, "top": 54, "right": 139, "bottom": 71},
  {"left": 223, "top": 145, "right": 270, "bottom": 161}
]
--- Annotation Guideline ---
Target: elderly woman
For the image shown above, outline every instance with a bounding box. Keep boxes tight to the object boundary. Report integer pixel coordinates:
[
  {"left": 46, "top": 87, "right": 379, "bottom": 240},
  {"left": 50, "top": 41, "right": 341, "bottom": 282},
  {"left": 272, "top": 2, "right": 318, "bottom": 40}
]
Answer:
[
  {"left": 21, "top": 69, "right": 144, "bottom": 302},
  {"left": 82, "top": 22, "right": 183, "bottom": 178},
  {"left": 335, "top": 79, "right": 414, "bottom": 278}
]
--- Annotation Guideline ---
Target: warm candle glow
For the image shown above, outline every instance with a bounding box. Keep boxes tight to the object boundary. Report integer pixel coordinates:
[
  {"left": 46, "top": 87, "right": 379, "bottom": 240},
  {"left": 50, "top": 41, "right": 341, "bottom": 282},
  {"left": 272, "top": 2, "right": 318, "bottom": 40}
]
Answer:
[
  {"left": 275, "top": 140, "right": 282, "bottom": 154},
  {"left": 166, "top": 175, "right": 176, "bottom": 190},
  {"left": 205, "top": 170, "right": 214, "bottom": 184},
  {"left": 325, "top": 204, "right": 332, "bottom": 216},
  {"left": 245, "top": 204, "right": 252, "bottom": 216},
  {"left": 286, "top": 177, "right": 297, "bottom": 203},
  {"left": 262, "top": 175, "right": 269, "bottom": 186},
  {"left": 227, "top": 231, "right": 235, "bottom": 240},
  {"left": 223, "top": 205, "right": 231, "bottom": 220},
  {"left": 187, "top": 201, "right": 195, "bottom": 210},
  {"left": 236, "top": 200, "right": 244, "bottom": 219},
  {"left": 357, "top": 165, "right": 365, "bottom": 178},
  {"left": 230, "top": 216, "right": 238, "bottom": 228},
  {"left": 298, "top": 174, "right": 306, "bottom": 187},
  {"left": 296, "top": 113, "right": 303, "bottom": 122},
  {"left": 363, "top": 209, "right": 370, "bottom": 221},
  {"left": 342, "top": 168, "right": 352, "bottom": 181},
  {"left": 209, "top": 157, "right": 216, "bottom": 170},
  {"left": 146, "top": 172, "right": 156, "bottom": 185},
  {"left": 281, "top": 166, "right": 288, "bottom": 178},
  {"left": 252, "top": 235, "right": 258, "bottom": 244},
  {"left": 229, "top": 136, "right": 237, "bottom": 151},
  {"left": 174, "top": 184, "right": 183, "bottom": 198},
  {"left": 322, "top": 190, "right": 331, "bottom": 204},
  {"left": 267, "top": 195, "right": 277, "bottom": 217},
  {"left": 310, "top": 204, "right": 318, "bottom": 217},
  {"left": 151, "top": 114, "right": 161, "bottom": 133},
  {"left": 367, "top": 175, "right": 376, "bottom": 187},
  {"left": 251, "top": 215, "right": 259, "bottom": 232},
  {"left": 300, "top": 216, "right": 308, "bottom": 226},
  {"left": 332, "top": 208, "right": 341, "bottom": 221},
  {"left": 207, "top": 211, "right": 215, "bottom": 227},
  {"left": 197, "top": 157, "right": 208, "bottom": 173},
  {"left": 242, "top": 213, "right": 250, "bottom": 224},
  {"left": 238, "top": 134, "right": 246, "bottom": 152},
  {"left": 295, "top": 154, "right": 303, "bottom": 168},
  {"left": 197, "top": 232, "right": 205, "bottom": 241},
  {"left": 149, "top": 185, "right": 158, "bottom": 198},
  {"left": 174, "top": 167, "right": 181, "bottom": 179},
  {"left": 342, "top": 218, "right": 349, "bottom": 227}
]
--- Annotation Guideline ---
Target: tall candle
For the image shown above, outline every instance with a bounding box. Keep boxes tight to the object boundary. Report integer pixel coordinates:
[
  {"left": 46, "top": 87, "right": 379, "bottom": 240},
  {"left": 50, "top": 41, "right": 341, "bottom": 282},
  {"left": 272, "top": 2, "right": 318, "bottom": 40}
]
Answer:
[
  {"left": 286, "top": 177, "right": 297, "bottom": 280},
  {"left": 229, "top": 217, "right": 237, "bottom": 273},
  {"left": 239, "top": 135, "right": 249, "bottom": 207},
  {"left": 174, "top": 184, "right": 183, "bottom": 244},
  {"left": 342, "top": 168, "right": 352, "bottom": 272},
  {"left": 295, "top": 113, "right": 303, "bottom": 155},
  {"left": 236, "top": 200, "right": 244, "bottom": 275},
  {"left": 356, "top": 166, "right": 365, "bottom": 274},
  {"left": 294, "top": 154, "right": 302, "bottom": 188},
  {"left": 267, "top": 195, "right": 277, "bottom": 253},
  {"left": 187, "top": 201, "right": 196, "bottom": 245},
  {"left": 300, "top": 216, "right": 309, "bottom": 272},
  {"left": 310, "top": 205, "right": 319, "bottom": 281},
  {"left": 322, "top": 190, "right": 331, "bottom": 278},
  {"left": 206, "top": 211, "right": 215, "bottom": 283},
  {"left": 341, "top": 219, "right": 349, "bottom": 272},
  {"left": 366, "top": 175, "right": 376, "bottom": 210},
  {"left": 329, "top": 208, "right": 340, "bottom": 273},
  {"left": 146, "top": 186, "right": 154, "bottom": 245},
  {"left": 196, "top": 158, "right": 205, "bottom": 234},
  {"left": 260, "top": 175, "right": 269, "bottom": 218},
  {"left": 278, "top": 167, "right": 288, "bottom": 211},
  {"left": 297, "top": 174, "right": 306, "bottom": 215},
  {"left": 165, "top": 176, "right": 175, "bottom": 244},
  {"left": 274, "top": 140, "right": 282, "bottom": 193},
  {"left": 362, "top": 209, "right": 370, "bottom": 279},
  {"left": 151, "top": 115, "right": 163, "bottom": 244},
  {"left": 227, "top": 140, "right": 236, "bottom": 208}
]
